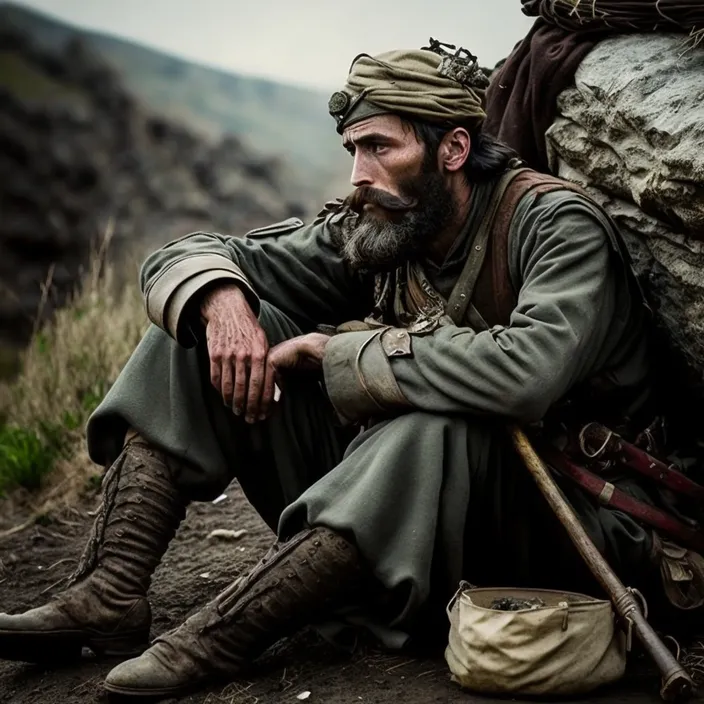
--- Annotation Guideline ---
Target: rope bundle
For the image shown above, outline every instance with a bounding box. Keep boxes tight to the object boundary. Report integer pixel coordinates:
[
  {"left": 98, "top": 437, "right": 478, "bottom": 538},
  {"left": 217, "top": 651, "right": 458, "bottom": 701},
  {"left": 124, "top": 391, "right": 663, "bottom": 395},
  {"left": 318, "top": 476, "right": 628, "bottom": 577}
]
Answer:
[{"left": 522, "top": 0, "right": 704, "bottom": 39}]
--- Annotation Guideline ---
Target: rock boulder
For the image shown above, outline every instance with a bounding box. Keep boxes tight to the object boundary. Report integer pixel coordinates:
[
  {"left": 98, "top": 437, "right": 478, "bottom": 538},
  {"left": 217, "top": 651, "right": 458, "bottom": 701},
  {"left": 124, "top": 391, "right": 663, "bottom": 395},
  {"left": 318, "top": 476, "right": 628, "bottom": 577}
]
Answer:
[{"left": 545, "top": 33, "right": 704, "bottom": 409}]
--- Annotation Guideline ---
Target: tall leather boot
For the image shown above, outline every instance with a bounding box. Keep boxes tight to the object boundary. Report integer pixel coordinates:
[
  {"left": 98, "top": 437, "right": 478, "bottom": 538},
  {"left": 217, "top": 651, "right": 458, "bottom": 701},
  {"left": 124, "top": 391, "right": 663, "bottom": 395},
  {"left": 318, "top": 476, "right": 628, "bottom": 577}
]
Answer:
[
  {"left": 104, "top": 526, "right": 373, "bottom": 698},
  {"left": 0, "top": 436, "right": 188, "bottom": 663}
]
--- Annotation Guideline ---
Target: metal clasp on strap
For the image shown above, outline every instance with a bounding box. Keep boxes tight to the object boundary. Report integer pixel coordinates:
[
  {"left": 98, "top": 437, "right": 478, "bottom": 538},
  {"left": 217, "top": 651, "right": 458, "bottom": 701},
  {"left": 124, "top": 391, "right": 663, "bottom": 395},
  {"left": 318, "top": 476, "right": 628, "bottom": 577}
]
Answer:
[
  {"left": 598, "top": 482, "right": 616, "bottom": 505},
  {"left": 622, "top": 588, "right": 649, "bottom": 652}
]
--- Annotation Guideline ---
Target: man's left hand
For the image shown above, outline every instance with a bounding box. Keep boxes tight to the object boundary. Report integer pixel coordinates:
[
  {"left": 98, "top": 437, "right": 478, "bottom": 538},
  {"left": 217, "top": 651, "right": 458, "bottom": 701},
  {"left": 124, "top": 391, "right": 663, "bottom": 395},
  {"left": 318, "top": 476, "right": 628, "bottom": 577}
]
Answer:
[{"left": 268, "top": 333, "right": 331, "bottom": 373}]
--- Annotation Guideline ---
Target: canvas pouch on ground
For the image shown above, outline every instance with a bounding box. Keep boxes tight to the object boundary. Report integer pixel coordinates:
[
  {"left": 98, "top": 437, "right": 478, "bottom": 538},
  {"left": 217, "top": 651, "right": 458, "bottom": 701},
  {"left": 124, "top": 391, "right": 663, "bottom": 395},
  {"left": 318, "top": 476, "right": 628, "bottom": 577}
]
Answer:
[{"left": 445, "top": 584, "right": 627, "bottom": 696}]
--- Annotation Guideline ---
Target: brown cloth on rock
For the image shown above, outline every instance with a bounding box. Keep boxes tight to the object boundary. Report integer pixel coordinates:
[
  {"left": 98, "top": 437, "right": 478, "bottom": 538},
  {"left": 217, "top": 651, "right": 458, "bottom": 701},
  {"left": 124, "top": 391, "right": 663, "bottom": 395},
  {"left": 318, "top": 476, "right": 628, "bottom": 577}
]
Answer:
[
  {"left": 522, "top": 0, "right": 704, "bottom": 34},
  {"left": 482, "top": 19, "right": 604, "bottom": 174}
]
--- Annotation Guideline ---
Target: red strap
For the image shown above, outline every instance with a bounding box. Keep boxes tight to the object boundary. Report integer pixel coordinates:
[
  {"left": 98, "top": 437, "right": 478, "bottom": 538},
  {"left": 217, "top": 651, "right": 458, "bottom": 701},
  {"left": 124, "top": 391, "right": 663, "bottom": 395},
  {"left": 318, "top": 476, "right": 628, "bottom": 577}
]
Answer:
[
  {"left": 583, "top": 423, "right": 704, "bottom": 503},
  {"left": 541, "top": 446, "right": 704, "bottom": 554}
]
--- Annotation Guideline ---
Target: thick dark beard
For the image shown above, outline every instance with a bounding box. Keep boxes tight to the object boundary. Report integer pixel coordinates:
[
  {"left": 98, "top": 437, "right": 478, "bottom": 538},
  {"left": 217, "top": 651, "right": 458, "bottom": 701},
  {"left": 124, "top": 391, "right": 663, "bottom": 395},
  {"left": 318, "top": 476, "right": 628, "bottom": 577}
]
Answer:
[{"left": 335, "top": 166, "right": 457, "bottom": 274}]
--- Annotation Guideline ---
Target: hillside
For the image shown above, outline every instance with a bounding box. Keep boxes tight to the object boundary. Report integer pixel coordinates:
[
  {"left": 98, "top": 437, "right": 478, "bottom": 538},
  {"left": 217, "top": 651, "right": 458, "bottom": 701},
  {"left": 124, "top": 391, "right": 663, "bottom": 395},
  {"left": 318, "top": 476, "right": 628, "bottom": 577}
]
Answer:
[
  {"left": 0, "top": 2, "right": 349, "bottom": 199},
  {"left": 0, "top": 20, "right": 306, "bottom": 351}
]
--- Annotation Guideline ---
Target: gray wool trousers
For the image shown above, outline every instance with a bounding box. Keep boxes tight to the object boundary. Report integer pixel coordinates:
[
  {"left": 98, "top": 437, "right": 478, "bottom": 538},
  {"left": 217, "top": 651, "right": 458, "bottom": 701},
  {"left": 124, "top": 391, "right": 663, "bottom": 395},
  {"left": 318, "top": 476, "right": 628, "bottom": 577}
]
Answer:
[{"left": 87, "top": 303, "right": 663, "bottom": 643}]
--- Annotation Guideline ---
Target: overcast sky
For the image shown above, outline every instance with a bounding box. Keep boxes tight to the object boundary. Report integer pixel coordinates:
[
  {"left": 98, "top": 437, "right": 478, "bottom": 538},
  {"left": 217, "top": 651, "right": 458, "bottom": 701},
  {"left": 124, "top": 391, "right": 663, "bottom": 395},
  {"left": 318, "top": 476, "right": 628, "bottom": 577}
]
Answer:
[{"left": 13, "top": 0, "right": 536, "bottom": 90}]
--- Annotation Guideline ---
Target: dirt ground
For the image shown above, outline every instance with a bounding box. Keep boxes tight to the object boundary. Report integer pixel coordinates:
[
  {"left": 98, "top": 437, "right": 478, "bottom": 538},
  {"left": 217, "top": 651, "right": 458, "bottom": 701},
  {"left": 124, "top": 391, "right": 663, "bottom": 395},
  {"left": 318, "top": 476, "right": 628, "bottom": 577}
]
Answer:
[{"left": 0, "top": 479, "right": 700, "bottom": 704}]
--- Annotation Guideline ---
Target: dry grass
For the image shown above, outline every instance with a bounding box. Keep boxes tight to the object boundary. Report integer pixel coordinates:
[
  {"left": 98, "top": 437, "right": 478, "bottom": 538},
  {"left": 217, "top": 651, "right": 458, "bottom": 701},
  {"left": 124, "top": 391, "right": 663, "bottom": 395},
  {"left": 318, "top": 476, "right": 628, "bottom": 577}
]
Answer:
[
  {"left": 690, "top": 27, "right": 704, "bottom": 50},
  {"left": 0, "top": 240, "right": 147, "bottom": 508},
  {"left": 682, "top": 640, "right": 704, "bottom": 685}
]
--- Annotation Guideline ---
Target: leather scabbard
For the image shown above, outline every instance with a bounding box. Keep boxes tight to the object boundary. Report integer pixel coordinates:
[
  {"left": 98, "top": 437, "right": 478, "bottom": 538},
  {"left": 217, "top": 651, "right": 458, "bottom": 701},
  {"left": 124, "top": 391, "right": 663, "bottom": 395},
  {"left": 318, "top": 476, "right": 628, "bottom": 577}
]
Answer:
[{"left": 541, "top": 446, "right": 704, "bottom": 554}]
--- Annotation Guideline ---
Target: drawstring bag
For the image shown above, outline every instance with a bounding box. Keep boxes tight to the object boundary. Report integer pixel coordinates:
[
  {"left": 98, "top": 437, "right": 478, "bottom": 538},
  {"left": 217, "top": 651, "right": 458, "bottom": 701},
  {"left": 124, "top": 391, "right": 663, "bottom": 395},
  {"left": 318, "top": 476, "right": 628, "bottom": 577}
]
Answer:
[{"left": 445, "top": 583, "right": 627, "bottom": 696}]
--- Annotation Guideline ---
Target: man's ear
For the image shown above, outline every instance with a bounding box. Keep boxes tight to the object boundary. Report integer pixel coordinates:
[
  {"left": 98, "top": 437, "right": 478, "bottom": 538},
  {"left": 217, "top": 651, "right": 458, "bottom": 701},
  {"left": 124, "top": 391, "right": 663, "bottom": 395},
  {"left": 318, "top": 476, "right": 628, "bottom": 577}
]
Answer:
[{"left": 438, "top": 128, "right": 471, "bottom": 173}]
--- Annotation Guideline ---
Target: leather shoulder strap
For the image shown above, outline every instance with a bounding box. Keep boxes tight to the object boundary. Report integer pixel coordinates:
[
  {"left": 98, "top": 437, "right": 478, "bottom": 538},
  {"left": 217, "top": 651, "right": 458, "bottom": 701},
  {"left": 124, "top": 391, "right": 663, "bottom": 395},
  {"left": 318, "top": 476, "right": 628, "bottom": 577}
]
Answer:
[
  {"left": 446, "top": 168, "right": 532, "bottom": 326},
  {"left": 474, "top": 170, "right": 590, "bottom": 328}
]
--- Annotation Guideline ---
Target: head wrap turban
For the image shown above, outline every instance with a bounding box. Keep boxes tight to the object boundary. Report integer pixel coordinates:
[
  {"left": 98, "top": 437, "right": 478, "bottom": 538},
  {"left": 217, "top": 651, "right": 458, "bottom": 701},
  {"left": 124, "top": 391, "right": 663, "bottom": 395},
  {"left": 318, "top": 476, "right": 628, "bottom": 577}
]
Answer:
[{"left": 329, "top": 39, "right": 489, "bottom": 134}]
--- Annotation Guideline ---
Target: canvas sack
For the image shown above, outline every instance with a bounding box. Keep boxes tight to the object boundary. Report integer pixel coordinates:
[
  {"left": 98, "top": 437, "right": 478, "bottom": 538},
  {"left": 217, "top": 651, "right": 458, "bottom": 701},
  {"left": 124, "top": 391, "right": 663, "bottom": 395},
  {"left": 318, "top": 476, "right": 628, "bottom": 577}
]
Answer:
[{"left": 445, "top": 584, "right": 627, "bottom": 696}]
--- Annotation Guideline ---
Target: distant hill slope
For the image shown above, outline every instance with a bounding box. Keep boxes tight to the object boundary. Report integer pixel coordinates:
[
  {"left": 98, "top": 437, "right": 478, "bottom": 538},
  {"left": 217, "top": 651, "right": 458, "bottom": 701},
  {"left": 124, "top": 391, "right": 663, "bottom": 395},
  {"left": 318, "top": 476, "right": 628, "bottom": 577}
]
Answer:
[
  {"left": 0, "top": 2, "right": 350, "bottom": 200},
  {"left": 0, "top": 18, "right": 308, "bottom": 348}
]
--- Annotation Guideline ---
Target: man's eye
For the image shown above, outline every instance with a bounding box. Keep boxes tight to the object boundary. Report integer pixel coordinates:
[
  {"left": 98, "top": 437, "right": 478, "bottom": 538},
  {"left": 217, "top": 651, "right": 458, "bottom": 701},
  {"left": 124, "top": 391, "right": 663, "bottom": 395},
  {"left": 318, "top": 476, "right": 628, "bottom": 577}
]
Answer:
[{"left": 369, "top": 143, "right": 385, "bottom": 154}]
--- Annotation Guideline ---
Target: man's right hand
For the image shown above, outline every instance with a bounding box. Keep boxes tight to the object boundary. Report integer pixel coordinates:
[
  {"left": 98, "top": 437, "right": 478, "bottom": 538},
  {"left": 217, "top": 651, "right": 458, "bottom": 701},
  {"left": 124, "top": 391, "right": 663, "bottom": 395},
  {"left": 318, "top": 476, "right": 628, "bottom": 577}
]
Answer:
[{"left": 200, "top": 284, "right": 276, "bottom": 423}]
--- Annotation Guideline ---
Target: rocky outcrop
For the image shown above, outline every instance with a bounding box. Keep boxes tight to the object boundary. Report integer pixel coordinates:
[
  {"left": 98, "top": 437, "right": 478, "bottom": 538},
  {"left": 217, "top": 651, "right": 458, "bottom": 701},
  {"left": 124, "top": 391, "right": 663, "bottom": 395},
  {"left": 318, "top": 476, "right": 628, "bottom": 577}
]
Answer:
[
  {"left": 545, "top": 33, "right": 704, "bottom": 407},
  {"left": 0, "top": 27, "right": 304, "bottom": 347}
]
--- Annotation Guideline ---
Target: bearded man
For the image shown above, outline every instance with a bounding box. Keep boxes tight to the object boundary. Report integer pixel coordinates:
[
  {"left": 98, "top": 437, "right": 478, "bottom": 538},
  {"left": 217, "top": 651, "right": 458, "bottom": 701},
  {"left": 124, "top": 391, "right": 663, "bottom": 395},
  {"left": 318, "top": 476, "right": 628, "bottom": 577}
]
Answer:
[{"left": 0, "top": 41, "right": 668, "bottom": 698}]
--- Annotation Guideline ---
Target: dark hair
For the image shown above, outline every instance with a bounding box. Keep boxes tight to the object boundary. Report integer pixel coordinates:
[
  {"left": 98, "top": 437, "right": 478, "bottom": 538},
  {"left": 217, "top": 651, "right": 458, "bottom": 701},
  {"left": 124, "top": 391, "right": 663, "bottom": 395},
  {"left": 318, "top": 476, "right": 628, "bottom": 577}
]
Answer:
[{"left": 403, "top": 118, "right": 519, "bottom": 183}]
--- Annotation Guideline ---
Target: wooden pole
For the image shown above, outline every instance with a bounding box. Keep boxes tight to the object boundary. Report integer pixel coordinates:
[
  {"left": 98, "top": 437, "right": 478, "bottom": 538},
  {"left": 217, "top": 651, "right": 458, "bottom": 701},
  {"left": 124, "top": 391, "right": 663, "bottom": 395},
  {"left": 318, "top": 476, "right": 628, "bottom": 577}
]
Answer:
[{"left": 510, "top": 425, "right": 694, "bottom": 701}]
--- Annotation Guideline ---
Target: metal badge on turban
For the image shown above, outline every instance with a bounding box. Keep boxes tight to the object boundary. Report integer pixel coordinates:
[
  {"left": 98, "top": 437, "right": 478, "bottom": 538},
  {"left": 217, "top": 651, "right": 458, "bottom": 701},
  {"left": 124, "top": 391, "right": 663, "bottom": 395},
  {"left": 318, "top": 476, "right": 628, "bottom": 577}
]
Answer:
[
  {"left": 328, "top": 89, "right": 370, "bottom": 123},
  {"left": 328, "top": 91, "right": 350, "bottom": 117}
]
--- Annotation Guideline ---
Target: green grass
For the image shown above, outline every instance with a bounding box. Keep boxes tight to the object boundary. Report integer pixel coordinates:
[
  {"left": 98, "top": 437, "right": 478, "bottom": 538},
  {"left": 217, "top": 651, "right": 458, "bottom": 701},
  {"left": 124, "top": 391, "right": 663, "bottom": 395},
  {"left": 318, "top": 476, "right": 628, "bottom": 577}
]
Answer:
[
  {"left": 0, "top": 423, "right": 64, "bottom": 495},
  {"left": 0, "top": 249, "right": 147, "bottom": 499}
]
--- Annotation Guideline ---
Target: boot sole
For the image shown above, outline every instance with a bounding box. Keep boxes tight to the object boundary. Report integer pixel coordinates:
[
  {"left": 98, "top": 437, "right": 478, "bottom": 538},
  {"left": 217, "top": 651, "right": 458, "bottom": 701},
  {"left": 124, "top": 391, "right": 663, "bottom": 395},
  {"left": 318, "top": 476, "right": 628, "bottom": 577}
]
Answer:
[
  {"left": 0, "top": 628, "right": 150, "bottom": 663},
  {"left": 104, "top": 671, "right": 233, "bottom": 698},
  {"left": 104, "top": 680, "right": 198, "bottom": 698}
]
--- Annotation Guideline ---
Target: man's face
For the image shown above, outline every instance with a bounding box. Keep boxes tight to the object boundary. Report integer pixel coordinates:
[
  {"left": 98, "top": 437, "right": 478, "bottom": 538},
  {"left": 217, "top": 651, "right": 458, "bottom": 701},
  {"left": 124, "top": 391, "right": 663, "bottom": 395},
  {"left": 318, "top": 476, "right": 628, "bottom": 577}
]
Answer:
[
  {"left": 343, "top": 114, "right": 426, "bottom": 198},
  {"left": 337, "top": 115, "right": 456, "bottom": 273}
]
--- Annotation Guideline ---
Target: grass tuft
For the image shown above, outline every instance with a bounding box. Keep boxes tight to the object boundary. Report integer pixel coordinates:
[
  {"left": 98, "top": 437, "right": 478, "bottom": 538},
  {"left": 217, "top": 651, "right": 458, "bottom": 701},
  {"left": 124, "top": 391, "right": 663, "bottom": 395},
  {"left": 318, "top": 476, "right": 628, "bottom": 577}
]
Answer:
[
  {"left": 0, "top": 247, "right": 147, "bottom": 498},
  {"left": 0, "top": 424, "right": 60, "bottom": 493}
]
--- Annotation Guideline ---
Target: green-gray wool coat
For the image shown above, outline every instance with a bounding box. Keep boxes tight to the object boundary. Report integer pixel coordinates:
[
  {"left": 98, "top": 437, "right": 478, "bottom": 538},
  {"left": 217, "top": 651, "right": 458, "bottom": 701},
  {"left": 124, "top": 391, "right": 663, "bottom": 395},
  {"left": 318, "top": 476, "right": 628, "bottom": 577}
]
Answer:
[{"left": 87, "top": 176, "right": 662, "bottom": 645}]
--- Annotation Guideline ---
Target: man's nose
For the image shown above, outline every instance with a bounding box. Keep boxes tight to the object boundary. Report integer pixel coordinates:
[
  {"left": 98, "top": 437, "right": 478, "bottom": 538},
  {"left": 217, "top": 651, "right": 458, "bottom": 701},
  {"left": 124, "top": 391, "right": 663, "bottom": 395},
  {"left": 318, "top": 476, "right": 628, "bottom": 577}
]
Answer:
[{"left": 350, "top": 153, "right": 373, "bottom": 188}]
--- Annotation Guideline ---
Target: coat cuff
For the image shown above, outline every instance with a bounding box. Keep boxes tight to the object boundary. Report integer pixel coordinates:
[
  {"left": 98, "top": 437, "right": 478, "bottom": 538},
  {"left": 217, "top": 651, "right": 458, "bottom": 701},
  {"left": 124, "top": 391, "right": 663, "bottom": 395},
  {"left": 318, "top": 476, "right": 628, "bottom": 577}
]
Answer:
[
  {"left": 322, "top": 328, "right": 413, "bottom": 424},
  {"left": 145, "top": 254, "right": 260, "bottom": 344}
]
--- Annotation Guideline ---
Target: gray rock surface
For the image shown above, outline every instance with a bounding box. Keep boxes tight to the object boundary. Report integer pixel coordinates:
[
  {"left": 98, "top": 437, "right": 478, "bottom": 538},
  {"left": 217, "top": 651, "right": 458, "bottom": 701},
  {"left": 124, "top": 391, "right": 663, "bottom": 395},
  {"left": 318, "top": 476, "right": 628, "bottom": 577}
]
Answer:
[{"left": 545, "top": 33, "right": 704, "bottom": 402}]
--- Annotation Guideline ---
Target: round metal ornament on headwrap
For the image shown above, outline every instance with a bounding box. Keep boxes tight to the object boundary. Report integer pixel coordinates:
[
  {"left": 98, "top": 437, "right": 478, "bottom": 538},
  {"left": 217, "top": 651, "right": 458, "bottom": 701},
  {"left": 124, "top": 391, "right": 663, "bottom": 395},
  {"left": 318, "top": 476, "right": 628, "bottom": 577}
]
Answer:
[
  {"left": 328, "top": 90, "right": 350, "bottom": 117},
  {"left": 329, "top": 38, "right": 490, "bottom": 134}
]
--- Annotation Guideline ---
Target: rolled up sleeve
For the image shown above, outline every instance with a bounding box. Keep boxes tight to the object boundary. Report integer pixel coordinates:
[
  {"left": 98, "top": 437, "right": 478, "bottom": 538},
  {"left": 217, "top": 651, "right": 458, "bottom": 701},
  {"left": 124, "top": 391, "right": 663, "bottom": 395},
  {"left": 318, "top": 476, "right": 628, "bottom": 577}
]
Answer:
[
  {"left": 144, "top": 253, "right": 259, "bottom": 344},
  {"left": 139, "top": 214, "right": 369, "bottom": 347},
  {"left": 323, "top": 328, "right": 413, "bottom": 424}
]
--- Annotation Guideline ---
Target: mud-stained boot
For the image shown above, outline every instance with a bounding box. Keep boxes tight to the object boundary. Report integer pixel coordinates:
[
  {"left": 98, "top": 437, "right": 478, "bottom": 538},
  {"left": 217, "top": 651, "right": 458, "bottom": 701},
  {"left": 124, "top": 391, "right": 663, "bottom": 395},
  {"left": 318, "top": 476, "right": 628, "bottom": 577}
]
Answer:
[
  {"left": 0, "top": 437, "right": 188, "bottom": 663},
  {"left": 104, "top": 526, "right": 371, "bottom": 698}
]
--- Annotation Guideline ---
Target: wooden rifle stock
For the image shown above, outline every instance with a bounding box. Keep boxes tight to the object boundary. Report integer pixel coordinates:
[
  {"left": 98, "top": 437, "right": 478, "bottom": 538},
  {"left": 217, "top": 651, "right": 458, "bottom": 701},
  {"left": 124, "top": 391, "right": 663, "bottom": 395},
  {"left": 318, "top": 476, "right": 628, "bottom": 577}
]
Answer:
[{"left": 509, "top": 425, "right": 694, "bottom": 701}]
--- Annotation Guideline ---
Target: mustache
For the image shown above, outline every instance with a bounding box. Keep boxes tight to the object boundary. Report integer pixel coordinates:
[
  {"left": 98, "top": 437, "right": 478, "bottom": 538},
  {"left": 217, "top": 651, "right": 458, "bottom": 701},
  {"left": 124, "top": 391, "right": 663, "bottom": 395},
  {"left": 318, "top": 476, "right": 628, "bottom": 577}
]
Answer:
[{"left": 344, "top": 186, "right": 419, "bottom": 213}]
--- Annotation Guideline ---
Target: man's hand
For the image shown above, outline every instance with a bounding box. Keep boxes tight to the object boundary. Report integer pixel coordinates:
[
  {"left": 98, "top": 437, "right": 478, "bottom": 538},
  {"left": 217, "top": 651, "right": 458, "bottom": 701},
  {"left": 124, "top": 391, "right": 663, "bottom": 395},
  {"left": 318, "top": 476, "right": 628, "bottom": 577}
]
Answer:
[
  {"left": 201, "top": 284, "right": 275, "bottom": 423},
  {"left": 268, "top": 333, "right": 331, "bottom": 373}
]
